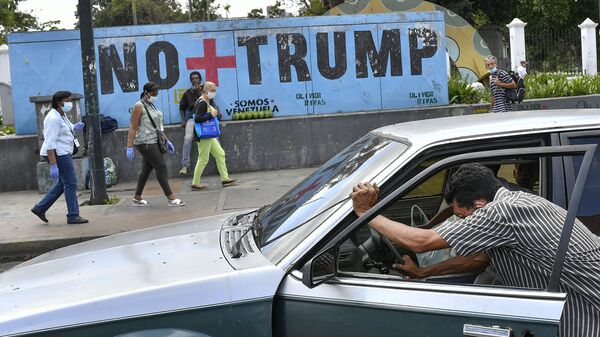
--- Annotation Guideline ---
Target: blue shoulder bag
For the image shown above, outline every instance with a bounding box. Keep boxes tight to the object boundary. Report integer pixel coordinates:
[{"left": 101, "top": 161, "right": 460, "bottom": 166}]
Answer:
[{"left": 194, "top": 101, "right": 221, "bottom": 139}]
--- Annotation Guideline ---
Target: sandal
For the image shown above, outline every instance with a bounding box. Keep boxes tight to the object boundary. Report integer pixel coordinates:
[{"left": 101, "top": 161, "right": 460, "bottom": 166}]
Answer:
[
  {"left": 168, "top": 198, "right": 186, "bottom": 207},
  {"left": 132, "top": 199, "right": 149, "bottom": 207}
]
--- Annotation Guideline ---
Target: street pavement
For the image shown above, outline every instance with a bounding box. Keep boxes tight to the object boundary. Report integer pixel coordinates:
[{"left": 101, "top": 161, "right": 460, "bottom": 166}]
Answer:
[{"left": 0, "top": 167, "right": 315, "bottom": 269}]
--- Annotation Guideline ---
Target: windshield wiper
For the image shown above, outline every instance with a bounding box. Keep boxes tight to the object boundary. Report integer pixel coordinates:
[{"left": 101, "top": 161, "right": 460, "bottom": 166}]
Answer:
[{"left": 230, "top": 205, "right": 268, "bottom": 258}]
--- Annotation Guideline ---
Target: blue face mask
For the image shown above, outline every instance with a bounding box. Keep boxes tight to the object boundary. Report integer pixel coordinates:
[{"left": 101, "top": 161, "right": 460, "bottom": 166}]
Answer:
[{"left": 488, "top": 67, "right": 497, "bottom": 74}]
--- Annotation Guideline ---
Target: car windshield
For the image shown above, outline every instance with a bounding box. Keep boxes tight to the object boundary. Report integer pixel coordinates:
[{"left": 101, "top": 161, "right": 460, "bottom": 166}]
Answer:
[{"left": 256, "top": 133, "right": 408, "bottom": 262}]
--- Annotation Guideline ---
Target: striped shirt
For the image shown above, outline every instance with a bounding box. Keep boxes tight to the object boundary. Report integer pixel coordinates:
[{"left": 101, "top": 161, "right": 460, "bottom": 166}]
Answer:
[
  {"left": 435, "top": 188, "right": 600, "bottom": 337},
  {"left": 489, "top": 69, "right": 513, "bottom": 113}
]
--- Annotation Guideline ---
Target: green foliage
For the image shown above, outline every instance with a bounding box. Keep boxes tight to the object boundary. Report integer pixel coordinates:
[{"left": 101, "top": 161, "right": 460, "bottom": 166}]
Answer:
[
  {"left": 447, "top": 73, "right": 484, "bottom": 104},
  {"left": 75, "top": 0, "right": 220, "bottom": 27},
  {"left": 105, "top": 195, "right": 121, "bottom": 205},
  {"left": 516, "top": 73, "right": 600, "bottom": 99},
  {"left": 247, "top": 8, "right": 265, "bottom": 19},
  {"left": 0, "top": 0, "right": 59, "bottom": 44},
  {"left": 0, "top": 115, "right": 15, "bottom": 136}
]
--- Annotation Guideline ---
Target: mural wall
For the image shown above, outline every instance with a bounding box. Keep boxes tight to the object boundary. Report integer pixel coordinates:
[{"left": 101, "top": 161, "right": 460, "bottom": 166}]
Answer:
[
  {"left": 9, "top": 12, "right": 447, "bottom": 135},
  {"left": 327, "top": 0, "right": 491, "bottom": 81}
]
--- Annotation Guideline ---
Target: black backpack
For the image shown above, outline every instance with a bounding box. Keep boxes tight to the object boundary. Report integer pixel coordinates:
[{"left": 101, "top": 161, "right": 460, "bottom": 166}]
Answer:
[{"left": 505, "top": 71, "right": 526, "bottom": 103}]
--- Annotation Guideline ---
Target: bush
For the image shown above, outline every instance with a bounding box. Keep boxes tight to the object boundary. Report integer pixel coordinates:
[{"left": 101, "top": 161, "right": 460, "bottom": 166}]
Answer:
[{"left": 448, "top": 73, "right": 485, "bottom": 104}]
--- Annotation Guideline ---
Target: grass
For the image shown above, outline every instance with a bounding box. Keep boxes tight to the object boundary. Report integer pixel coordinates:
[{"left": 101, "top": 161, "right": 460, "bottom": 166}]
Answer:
[{"left": 105, "top": 195, "right": 121, "bottom": 205}]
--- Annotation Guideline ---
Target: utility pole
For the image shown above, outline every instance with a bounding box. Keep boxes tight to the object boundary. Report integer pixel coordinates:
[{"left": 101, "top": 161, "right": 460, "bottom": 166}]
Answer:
[
  {"left": 206, "top": 0, "right": 210, "bottom": 21},
  {"left": 78, "top": 0, "right": 108, "bottom": 205},
  {"left": 132, "top": 0, "right": 138, "bottom": 25},
  {"left": 188, "top": 0, "right": 193, "bottom": 21}
]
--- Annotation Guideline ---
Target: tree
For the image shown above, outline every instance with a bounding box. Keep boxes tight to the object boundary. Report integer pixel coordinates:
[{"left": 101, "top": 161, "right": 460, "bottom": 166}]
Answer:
[
  {"left": 76, "top": 0, "right": 188, "bottom": 28},
  {"left": 223, "top": 4, "right": 231, "bottom": 19},
  {"left": 189, "top": 0, "right": 221, "bottom": 22},
  {"left": 267, "top": 1, "right": 286, "bottom": 17},
  {"left": 0, "top": 0, "right": 59, "bottom": 45},
  {"left": 247, "top": 8, "right": 265, "bottom": 19}
]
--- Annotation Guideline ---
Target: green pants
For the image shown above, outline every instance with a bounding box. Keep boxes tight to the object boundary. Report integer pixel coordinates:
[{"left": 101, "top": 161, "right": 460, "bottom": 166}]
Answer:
[{"left": 192, "top": 138, "right": 230, "bottom": 184}]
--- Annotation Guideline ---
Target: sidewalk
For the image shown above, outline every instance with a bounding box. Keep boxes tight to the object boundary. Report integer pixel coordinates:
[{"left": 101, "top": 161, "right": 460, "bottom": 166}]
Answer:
[{"left": 0, "top": 167, "right": 315, "bottom": 259}]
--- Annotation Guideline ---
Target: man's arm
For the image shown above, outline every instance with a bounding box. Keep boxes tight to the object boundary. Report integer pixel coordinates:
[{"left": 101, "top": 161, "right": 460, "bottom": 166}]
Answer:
[
  {"left": 351, "top": 182, "right": 450, "bottom": 253},
  {"left": 393, "top": 253, "right": 490, "bottom": 279}
]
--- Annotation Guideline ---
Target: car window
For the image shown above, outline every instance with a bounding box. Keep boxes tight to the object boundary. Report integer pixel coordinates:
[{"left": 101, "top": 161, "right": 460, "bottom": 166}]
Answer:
[
  {"left": 259, "top": 133, "right": 408, "bottom": 262},
  {"left": 563, "top": 136, "right": 600, "bottom": 235},
  {"left": 342, "top": 155, "right": 551, "bottom": 291}
]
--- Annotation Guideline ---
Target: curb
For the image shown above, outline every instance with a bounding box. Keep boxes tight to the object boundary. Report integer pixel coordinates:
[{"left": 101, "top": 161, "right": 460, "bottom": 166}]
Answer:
[{"left": 0, "top": 236, "right": 103, "bottom": 261}]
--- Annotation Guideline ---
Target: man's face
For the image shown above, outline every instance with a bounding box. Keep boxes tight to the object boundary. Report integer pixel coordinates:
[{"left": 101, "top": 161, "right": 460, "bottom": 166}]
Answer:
[
  {"left": 191, "top": 75, "right": 201, "bottom": 87},
  {"left": 485, "top": 60, "right": 497, "bottom": 70}
]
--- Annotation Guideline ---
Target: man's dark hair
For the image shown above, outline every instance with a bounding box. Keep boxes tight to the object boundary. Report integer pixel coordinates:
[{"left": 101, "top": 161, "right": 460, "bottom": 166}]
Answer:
[
  {"left": 444, "top": 163, "right": 500, "bottom": 208},
  {"left": 190, "top": 71, "right": 202, "bottom": 82},
  {"left": 51, "top": 91, "right": 72, "bottom": 109}
]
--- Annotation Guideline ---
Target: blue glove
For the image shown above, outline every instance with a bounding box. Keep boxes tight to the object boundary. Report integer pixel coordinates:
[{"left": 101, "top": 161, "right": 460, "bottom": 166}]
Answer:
[
  {"left": 74, "top": 121, "right": 85, "bottom": 131},
  {"left": 126, "top": 147, "right": 134, "bottom": 161},
  {"left": 49, "top": 164, "right": 59, "bottom": 179},
  {"left": 166, "top": 140, "right": 175, "bottom": 154}
]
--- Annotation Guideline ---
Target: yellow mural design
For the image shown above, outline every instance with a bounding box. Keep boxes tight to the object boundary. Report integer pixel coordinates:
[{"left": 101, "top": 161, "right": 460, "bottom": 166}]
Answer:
[{"left": 327, "top": 0, "right": 490, "bottom": 81}]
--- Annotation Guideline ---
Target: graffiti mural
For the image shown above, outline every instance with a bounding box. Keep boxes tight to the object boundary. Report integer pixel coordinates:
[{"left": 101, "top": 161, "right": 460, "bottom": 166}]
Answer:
[
  {"left": 327, "top": 0, "right": 491, "bottom": 82},
  {"left": 8, "top": 12, "right": 447, "bottom": 135}
]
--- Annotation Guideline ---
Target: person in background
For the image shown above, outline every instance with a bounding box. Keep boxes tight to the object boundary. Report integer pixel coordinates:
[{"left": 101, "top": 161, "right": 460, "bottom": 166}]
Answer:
[
  {"left": 31, "top": 91, "right": 88, "bottom": 224},
  {"left": 126, "top": 82, "right": 185, "bottom": 207},
  {"left": 178, "top": 71, "right": 202, "bottom": 175},
  {"left": 516, "top": 60, "right": 528, "bottom": 79},
  {"left": 485, "top": 55, "right": 516, "bottom": 113},
  {"left": 191, "top": 81, "right": 237, "bottom": 190}
]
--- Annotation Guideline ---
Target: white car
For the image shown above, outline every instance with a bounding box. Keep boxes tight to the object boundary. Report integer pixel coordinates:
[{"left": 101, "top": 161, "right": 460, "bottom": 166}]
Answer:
[{"left": 2, "top": 109, "right": 599, "bottom": 337}]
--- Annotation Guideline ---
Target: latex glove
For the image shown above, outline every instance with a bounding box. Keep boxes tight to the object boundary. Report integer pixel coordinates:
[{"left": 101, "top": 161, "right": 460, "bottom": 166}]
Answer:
[
  {"left": 49, "top": 164, "right": 59, "bottom": 180},
  {"left": 166, "top": 140, "right": 175, "bottom": 154},
  {"left": 126, "top": 147, "right": 135, "bottom": 161},
  {"left": 74, "top": 121, "right": 85, "bottom": 131}
]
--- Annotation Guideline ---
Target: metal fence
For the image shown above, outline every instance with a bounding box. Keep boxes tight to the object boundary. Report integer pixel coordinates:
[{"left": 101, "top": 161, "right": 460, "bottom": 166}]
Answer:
[{"left": 525, "top": 27, "right": 582, "bottom": 74}]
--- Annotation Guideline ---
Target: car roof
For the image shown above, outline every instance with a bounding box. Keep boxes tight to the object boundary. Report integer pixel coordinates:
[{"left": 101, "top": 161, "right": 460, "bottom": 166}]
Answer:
[{"left": 373, "top": 109, "right": 600, "bottom": 147}]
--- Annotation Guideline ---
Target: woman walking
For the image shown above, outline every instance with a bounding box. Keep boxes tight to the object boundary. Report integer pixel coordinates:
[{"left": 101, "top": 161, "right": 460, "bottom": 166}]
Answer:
[
  {"left": 191, "top": 81, "right": 237, "bottom": 190},
  {"left": 126, "top": 82, "right": 185, "bottom": 207},
  {"left": 31, "top": 91, "right": 88, "bottom": 224}
]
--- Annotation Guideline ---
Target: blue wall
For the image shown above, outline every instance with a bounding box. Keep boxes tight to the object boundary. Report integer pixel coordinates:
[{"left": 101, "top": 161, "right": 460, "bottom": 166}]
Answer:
[{"left": 9, "top": 12, "right": 447, "bottom": 135}]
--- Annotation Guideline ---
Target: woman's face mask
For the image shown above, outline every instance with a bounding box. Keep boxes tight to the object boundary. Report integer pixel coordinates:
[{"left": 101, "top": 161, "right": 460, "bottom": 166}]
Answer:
[
  {"left": 207, "top": 91, "right": 216, "bottom": 100},
  {"left": 62, "top": 101, "right": 73, "bottom": 113}
]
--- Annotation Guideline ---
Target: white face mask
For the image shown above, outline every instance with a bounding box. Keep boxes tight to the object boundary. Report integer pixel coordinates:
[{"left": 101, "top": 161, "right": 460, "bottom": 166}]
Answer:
[
  {"left": 148, "top": 95, "right": 158, "bottom": 103},
  {"left": 207, "top": 92, "right": 216, "bottom": 100},
  {"left": 62, "top": 101, "right": 73, "bottom": 113}
]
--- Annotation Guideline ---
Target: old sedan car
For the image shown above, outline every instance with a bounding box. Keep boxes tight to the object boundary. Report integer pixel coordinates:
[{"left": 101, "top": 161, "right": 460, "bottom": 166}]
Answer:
[{"left": 2, "top": 109, "right": 600, "bottom": 337}]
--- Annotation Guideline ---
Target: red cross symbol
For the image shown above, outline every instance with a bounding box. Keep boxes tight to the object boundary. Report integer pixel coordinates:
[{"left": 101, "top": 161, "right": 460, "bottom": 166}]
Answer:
[{"left": 185, "top": 39, "right": 236, "bottom": 86}]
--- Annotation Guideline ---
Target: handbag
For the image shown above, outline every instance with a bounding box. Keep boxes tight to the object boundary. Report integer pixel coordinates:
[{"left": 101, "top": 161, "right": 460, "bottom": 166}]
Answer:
[
  {"left": 194, "top": 100, "right": 221, "bottom": 139},
  {"left": 143, "top": 104, "right": 168, "bottom": 154}
]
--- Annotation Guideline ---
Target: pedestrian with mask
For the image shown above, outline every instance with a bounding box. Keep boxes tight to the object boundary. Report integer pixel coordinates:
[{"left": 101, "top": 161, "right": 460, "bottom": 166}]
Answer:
[
  {"left": 126, "top": 82, "right": 186, "bottom": 207},
  {"left": 191, "top": 81, "right": 237, "bottom": 190},
  {"left": 31, "top": 90, "right": 88, "bottom": 224},
  {"left": 516, "top": 60, "right": 528, "bottom": 79},
  {"left": 178, "top": 71, "right": 202, "bottom": 175},
  {"left": 485, "top": 55, "right": 516, "bottom": 113}
]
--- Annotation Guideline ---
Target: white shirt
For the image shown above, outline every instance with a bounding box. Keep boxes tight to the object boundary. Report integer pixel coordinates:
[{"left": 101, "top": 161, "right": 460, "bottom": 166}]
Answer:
[
  {"left": 39, "top": 108, "right": 75, "bottom": 156},
  {"left": 516, "top": 65, "right": 527, "bottom": 78}
]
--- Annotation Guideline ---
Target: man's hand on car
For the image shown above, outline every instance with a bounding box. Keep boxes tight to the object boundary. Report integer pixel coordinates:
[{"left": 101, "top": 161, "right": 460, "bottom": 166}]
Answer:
[
  {"left": 351, "top": 182, "right": 379, "bottom": 217},
  {"left": 393, "top": 255, "right": 424, "bottom": 279}
]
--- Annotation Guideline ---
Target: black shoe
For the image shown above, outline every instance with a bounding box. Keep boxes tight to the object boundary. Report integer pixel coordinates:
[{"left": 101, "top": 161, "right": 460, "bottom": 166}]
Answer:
[
  {"left": 222, "top": 178, "right": 238, "bottom": 187},
  {"left": 67, "top": 216, "right": 89, "bottom": 224},
  {"left": 31, "top": 208, "right": 48, "bottom": 223}
]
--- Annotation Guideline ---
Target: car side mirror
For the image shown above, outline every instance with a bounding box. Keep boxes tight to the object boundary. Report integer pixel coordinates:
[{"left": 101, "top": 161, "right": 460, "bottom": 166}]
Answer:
[{"left": 301, "top": 246, "right": 338, "bottom": 289}]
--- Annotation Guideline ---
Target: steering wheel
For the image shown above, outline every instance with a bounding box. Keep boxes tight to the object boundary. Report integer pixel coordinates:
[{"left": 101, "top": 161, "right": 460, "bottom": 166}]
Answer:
[{"left": 359, "top": 227, "right": 405, "bottom": 274}]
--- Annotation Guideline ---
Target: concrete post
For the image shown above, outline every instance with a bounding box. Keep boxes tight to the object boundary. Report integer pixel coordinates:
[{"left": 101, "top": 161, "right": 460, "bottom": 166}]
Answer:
[
  {"left": 579, "top": 18, "right": 598, "bottom": 75},
  {"left": 507, "top": 18, "right": 527, "bottom": 71},
  {"left": 0, "top": 44, "right": 10, "bottom": 85}
]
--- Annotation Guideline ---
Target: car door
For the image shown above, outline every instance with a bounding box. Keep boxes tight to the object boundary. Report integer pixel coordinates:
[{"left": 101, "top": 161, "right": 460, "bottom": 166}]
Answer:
[
  {"left": 559, "top": 130, "right": 600, "bottom": 235},
  {"left": 274, "top": 144, "right": 597, "bottom": 337}
]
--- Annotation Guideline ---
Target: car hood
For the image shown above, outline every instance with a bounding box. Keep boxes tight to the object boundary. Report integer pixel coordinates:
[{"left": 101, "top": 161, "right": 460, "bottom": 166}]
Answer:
[{"left": 0, "top": 212, "right": 284, "bottom": 336}]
